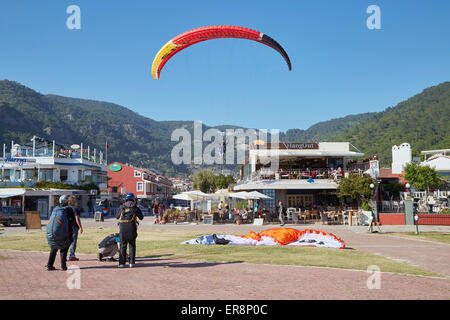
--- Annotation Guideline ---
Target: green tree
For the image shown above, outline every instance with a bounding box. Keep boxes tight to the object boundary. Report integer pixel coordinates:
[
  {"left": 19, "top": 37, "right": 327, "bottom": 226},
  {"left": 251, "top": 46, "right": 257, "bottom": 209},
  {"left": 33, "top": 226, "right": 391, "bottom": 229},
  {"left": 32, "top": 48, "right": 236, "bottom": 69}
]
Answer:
[
  {"left": 337, "top": 174, "right": 377, "bottom": 207},
  {"left": 403, "top": 162, "right": 445, "bottom": 191},
  {"left": 213, "top": 174, "right": 235, "bottom": 190},
  {"left": 192, "top": 170, "right": 216, "bottom": 193}
]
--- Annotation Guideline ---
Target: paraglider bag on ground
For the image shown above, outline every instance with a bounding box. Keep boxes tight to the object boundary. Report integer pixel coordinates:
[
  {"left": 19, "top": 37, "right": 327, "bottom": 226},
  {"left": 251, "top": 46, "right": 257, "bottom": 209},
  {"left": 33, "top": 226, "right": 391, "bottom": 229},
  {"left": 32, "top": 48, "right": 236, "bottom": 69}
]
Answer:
[
  {"left": 98, "top": 233, "right": 120, "bottom": 257},
  {"left": 46, "top": 206, "right": 72, "bottom": 250}
]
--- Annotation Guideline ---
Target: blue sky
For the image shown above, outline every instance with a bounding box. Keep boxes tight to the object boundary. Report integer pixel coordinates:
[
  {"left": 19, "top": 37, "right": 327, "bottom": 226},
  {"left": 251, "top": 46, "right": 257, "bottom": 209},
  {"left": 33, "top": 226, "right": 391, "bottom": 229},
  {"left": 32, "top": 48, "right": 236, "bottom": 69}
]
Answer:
[{"left": 0, "top": 0, "right": 449, "bottom": 131}]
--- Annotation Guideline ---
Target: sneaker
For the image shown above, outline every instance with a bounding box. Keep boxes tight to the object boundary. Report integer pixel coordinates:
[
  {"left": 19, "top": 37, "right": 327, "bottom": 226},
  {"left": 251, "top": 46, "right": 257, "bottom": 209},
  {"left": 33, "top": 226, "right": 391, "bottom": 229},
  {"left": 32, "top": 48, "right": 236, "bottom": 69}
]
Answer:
[
  {"left": 61, "top": 266, "right": 68, "bottom": 271},
  {"left": 118, "top": 264, "right": 125, "bottom": 268},
  {"left": 129, "top": 263, "right": 135, "bottom": 268},
  {"left": 68, "top": 257, "right": 79, "bottom": 261},
  {"left": 97, "top": 253, "right": 103, "bottom": 261},
  {"left": 46, "top": 265, "right": 56, "bottom": 271}
]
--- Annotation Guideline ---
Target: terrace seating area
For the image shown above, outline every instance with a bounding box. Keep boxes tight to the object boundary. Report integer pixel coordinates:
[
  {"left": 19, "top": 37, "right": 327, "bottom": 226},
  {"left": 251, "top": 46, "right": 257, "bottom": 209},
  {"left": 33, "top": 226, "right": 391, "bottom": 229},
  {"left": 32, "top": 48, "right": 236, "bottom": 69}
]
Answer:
[
  {"left": 168, "top": 206, "right": 366, "bottom": 226},
  {"left": 253, "top": 168, "right": 365, "bottom": 181}
]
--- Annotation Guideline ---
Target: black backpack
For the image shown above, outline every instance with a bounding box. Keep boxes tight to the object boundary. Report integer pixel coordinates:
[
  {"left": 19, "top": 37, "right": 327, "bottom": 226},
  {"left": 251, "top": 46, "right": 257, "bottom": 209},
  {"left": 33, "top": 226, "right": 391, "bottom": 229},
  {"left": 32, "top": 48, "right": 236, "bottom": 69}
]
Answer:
[{"left": 119, "top": 207, "right": 137, "bottom": 224}]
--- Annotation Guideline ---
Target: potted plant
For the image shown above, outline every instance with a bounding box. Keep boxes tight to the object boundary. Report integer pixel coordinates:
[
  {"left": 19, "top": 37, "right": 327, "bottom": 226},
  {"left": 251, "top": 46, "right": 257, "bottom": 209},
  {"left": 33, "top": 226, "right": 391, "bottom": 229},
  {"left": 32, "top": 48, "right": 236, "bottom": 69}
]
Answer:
[{"left": 172, "top": 209, "right": 180, "bottom": 224}]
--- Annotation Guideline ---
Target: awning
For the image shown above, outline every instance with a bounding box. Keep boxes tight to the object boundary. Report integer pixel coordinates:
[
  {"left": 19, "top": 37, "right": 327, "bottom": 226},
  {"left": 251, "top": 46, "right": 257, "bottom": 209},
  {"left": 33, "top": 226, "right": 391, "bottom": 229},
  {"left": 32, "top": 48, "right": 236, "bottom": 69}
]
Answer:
[
  {"left": 0, "top": 189, "right": 26, "bottom": 198},
  {"left": 234, "top": 179, "right": 339, "bottom": 191}
]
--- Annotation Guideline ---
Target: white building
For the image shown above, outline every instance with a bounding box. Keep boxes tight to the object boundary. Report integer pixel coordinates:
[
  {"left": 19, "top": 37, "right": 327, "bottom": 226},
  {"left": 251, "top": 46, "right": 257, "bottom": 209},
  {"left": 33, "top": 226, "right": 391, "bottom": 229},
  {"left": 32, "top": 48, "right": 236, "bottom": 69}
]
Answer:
[
  {"left": 392, "top": 143, "right": 412, "bottom": 174},
  {"left": 234, "top": 142, "right": 365, "bottom": 211},
  {"left": 0, "top": 136, "right": 108, "bottom": 217},
  {"left": 421, "top": 149, "right": 450, "bottom": 179}
]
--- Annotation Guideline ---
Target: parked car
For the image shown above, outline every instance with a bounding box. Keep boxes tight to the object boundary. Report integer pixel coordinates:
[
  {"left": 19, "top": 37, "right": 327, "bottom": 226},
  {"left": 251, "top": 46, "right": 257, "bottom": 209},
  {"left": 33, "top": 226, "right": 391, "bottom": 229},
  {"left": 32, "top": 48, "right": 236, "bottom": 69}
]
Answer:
[{"left": 0, "top": 207, "right": 25, "bottom": 227}]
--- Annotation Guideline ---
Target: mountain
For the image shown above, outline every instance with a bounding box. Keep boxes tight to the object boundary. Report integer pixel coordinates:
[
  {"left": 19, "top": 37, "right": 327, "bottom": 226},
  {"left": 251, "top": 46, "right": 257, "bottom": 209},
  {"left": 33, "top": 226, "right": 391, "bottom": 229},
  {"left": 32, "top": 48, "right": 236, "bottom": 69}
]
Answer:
[
  {"left": 335, "top": 82, "right": 450, "bottom": 166},
  {"left": 0, "top": 79, "right": 449, "bottom": 176}
]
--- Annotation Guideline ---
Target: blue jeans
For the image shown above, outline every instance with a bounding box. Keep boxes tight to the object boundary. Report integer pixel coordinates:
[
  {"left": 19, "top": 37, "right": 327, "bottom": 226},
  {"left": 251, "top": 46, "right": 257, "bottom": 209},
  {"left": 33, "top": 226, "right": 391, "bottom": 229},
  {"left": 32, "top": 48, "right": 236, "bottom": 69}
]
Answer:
[{"left": 69, "top": 226, "right": 79, "bottom": 259}]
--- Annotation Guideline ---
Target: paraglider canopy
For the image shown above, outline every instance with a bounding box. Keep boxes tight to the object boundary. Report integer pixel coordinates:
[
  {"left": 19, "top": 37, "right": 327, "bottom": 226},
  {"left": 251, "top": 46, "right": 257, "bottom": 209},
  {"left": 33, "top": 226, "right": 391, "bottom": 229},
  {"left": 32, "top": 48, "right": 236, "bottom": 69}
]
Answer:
[{"left": 152, "top": 25, "right": 292, "bottom": 79}]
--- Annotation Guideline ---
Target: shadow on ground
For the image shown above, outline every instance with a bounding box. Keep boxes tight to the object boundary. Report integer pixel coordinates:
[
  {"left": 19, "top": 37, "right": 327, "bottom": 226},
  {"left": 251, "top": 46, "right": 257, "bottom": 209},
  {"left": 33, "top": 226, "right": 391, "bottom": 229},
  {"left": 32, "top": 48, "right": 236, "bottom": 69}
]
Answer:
[{"left": 79, "top": 253, "right": 243, "bottom": 270}]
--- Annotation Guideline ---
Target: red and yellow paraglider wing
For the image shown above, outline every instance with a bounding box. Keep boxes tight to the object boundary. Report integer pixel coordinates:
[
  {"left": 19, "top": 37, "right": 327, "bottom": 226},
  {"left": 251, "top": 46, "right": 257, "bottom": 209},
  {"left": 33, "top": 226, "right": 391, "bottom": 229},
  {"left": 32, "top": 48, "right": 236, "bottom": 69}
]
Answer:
[{"left": 151, "top": 25, "right": 291, "bottom": 79}]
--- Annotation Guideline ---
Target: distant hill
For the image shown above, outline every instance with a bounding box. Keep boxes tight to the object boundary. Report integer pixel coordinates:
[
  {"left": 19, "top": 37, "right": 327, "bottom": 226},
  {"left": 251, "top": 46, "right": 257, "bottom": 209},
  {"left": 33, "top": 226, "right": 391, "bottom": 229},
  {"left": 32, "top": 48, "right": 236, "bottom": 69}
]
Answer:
[
  {"left": 335, "top": 82, "right": 450, "bottom": 166},
  {"left": 0, "top": 79, "right": 448, "bottom": 175}
]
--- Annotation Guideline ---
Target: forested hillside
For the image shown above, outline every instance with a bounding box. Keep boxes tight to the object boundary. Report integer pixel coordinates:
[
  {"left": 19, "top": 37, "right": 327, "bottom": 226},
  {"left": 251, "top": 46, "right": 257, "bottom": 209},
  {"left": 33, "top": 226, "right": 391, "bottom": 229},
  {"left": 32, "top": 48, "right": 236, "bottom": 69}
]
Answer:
[{"left": 1, "top": 79, "right": 448, "bottom": 175}]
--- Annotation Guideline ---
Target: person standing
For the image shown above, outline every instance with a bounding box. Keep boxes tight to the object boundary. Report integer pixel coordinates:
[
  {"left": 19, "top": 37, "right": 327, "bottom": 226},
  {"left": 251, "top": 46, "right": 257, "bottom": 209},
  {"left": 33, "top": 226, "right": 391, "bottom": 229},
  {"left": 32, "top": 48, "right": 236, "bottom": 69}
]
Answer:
[
  {"left": 45, "top": 195, "right": 76, "bottom": 271},
  {"left": 115, "top": 193, "right": 144, "bottom": 268},
  {"left": 158, "top": 202, "right": 164, "bottom": 224},
  {"left": 68, "top": 196, "right": 83, "bottom": 261},
  {"left": 278, "top": 200, "right": 285, "bottom": 226},
  {"left": 152, "top": 201, "right": 159, "bottom": 224}
]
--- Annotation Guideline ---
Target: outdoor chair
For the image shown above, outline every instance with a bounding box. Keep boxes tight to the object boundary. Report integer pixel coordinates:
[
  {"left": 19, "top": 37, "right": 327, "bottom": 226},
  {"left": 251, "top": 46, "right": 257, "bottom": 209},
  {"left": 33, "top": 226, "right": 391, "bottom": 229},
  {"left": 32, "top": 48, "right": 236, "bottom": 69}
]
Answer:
[
  {"left": 392, "top": 201, "right": 400, "bottom": 212},
  {"left": 351, "top": 211, "right": 360, "bottom": 226},
  {"left": 292, "top": 212, "right": 299, "bottom": 224},
  {"left": 320, "top": 212, "right": 329, "bottom": 225},
  {"left": 382, "top": 201, "right": 391, "bottom": 212},
  {"left": 303, "top": 210, "right": 311, "bottom": 223},
  {"left": 311, "top": 209, "right": 319, "bottom": 220},
  {"left": 343, "top": 212, "right": 349, "bottom": 225}
]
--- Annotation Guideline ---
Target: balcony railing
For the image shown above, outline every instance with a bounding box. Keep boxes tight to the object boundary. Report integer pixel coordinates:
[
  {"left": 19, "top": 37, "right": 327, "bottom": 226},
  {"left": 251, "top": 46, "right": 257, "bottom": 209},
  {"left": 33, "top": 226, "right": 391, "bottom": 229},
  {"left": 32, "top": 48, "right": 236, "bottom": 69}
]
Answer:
[{"left": 241, "top": 168, "right": 364, "bottom": 183}]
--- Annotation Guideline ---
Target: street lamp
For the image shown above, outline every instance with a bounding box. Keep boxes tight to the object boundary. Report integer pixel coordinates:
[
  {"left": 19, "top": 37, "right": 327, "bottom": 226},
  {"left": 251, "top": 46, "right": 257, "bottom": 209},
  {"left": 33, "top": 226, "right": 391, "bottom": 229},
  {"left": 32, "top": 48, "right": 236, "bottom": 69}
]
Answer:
[
  {"left": 369, "top": 183, "right": 376, "bottom": 233},
  {"left": 414, "top": 212, "right": 419, "bottom": 235}
]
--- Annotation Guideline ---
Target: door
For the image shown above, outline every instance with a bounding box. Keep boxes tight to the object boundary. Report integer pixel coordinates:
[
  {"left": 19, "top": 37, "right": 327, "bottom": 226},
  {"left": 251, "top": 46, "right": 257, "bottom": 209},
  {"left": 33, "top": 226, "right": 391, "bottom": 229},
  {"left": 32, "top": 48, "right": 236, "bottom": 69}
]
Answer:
[{"left": 38, "top": 200, "right": 48, "bottom": 219}]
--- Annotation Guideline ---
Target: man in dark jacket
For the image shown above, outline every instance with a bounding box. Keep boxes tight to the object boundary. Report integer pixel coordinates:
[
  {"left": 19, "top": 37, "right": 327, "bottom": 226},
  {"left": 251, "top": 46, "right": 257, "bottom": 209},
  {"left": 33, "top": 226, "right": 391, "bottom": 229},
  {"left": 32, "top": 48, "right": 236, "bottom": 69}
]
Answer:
[{"left": 115, "top": 193, "right": 144, "bottom": 268}]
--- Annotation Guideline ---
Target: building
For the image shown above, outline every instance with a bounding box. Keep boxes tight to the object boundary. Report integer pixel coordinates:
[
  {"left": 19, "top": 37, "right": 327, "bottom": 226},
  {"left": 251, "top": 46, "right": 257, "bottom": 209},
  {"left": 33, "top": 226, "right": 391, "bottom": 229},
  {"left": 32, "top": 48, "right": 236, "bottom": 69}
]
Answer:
[
  {"left": 169, "top": 177, "right": 193, "bottom": 192},
  {"left": 234, "top": 142, "right": 365, "bottom": 211},
  {"left": 107, "top": 162, "right": 173, "bottom": 206},
  {"left": 0, "top": 136, "right": 107, "bottom": 217},
  {"left": 1, "top": 137, "right": 107, "bottom": 188},
  {"left": 421, "top": 149, "right": 450, "bottom": 180}
]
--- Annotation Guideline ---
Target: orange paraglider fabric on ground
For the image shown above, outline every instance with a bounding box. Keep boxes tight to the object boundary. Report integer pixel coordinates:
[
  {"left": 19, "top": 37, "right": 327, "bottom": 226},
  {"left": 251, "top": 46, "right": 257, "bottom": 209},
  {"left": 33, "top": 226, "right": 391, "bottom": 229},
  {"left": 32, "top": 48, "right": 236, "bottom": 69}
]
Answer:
[
  {"left": 242, "top": 231, "right": 261, "bottom": 241},
  {"left": 242, "top": 228, "right": 302, "bottom": 245}
]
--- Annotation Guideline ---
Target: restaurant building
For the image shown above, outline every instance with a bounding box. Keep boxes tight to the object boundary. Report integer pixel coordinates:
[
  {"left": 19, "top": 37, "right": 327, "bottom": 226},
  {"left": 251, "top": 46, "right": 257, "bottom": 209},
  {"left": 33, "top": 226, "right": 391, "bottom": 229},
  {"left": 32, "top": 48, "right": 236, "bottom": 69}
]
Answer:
[{"left": 234, "top": 142, "right": 368, "bottom": 212}]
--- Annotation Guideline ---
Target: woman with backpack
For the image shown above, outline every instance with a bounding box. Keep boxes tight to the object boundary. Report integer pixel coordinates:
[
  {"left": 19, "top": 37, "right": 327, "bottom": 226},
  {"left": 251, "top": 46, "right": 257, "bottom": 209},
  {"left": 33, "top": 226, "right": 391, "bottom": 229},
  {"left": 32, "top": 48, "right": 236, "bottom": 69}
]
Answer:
[{"left": 45, "top": 195, "right": 76, "bottom": 271}]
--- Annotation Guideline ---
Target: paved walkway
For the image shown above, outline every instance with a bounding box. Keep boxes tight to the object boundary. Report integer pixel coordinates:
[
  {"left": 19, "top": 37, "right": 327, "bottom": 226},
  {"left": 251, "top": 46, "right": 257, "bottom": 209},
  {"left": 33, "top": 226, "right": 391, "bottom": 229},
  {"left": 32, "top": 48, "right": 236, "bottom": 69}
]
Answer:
[
  {"left": 0, "top": 250, "right": 449, "bottom": 300},
  {"left": 0, "top": 217, "right": 449, "bottom": 299}
]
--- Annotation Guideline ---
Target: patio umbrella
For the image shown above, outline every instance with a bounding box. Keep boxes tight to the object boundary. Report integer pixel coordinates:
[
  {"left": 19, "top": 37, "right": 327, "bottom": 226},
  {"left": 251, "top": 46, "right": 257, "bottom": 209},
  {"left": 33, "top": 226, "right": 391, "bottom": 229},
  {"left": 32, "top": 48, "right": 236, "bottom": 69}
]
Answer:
[
  {"left": 228, "top": 191, "right": 251, "bottom": 200},
  {"left": 247, "top": 191, "right": 272, "bottom": 199},
  {"left": 172, "top": 193, "right": 192, "bottom": 201},
  {"left": 174, "top": 190, "right": 209, "bottom": 211},
  {"left": 182, "top": 190, "right": 210, "bottom": 200},
  {"left": 215, "top": 189, "right": 231, "bottom": 196}
]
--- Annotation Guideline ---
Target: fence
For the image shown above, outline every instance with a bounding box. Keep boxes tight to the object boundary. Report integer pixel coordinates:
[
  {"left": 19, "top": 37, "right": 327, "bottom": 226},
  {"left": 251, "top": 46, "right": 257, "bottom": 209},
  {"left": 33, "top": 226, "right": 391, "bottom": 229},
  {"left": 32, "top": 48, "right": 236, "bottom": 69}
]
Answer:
[{"left": 376, "top": 200, "right": 405, "bottom": 213}]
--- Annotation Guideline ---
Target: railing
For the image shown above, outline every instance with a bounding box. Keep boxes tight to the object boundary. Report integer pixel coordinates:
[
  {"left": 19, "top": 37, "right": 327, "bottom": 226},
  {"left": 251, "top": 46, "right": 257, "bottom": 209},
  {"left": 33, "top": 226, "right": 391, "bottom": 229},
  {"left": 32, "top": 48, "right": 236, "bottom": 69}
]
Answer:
[
  {"left": 377, "top": 200, "right": 405, "bottom": 213},
  {"left": 242, "top": 168, "right": 364, "bottom": 182}
]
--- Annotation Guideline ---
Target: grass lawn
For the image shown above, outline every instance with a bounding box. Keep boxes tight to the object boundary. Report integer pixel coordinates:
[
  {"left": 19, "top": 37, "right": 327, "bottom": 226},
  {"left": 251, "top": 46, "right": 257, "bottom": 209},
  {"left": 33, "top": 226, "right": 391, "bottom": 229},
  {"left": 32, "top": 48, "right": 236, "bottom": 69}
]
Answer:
[
  {"left": 0, "top": 228, "right": 444, "bottom": 278},
  {"left": 387, "top": 232, "right": 450, "bottom": 245}
]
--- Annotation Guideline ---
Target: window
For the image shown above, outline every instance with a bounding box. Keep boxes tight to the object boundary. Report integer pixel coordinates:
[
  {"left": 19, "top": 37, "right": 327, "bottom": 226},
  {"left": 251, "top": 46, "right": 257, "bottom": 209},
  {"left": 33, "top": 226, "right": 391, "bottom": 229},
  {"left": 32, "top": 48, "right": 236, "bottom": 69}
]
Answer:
[
  {"left": 137, "top": 182, "right": 144, "bottom": 192},
  {"left": 39, "top": 169, "right": 53, "bottom": 182},
  {"left": 60, "top": 169, "right": 68, "bottom": 182},
  {"left": 261, "top": 189, "right": 276, "bottom": 210},
  {"left": 134, "top": 170, "right": 141, "bottom": 178},
  {"left": 112, "top": 187, "right": 118, "bottom": 193}
]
